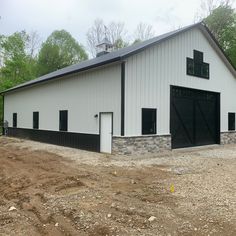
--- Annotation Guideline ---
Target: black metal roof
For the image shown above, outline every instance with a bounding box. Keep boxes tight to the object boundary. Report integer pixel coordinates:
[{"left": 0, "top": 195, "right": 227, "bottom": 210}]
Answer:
[{"left": 2, "top": 22, "right": 235, "bottom": 94}]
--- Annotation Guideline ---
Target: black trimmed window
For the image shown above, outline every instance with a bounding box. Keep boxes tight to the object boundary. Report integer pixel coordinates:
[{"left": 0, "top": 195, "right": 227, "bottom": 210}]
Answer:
[
  {"left": 59, "top": 110, "right": 68, "bottom": 131},
  {"left": 187, "top": 50, "right": 209, "bottom": 79},
  {"left": 33, "top": 112, "right": 39, "bottom": 129},
  {"left": 228, "top": 113, "right": 235, "bottom": 131},
  {"left": 142, "top": 108, "right": 156, "bottom": 135},
  {"left": 13, "top": 113, "right": 17, "bottom": 128}
]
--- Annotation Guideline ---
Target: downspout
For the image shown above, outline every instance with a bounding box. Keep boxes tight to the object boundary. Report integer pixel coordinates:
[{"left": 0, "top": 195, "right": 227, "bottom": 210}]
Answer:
[
  {"left": 121, "top": 61, "right": 125, "bottom": 136},
  {"left": 1, "top": 94, "right": 4, "bottom": 135}
]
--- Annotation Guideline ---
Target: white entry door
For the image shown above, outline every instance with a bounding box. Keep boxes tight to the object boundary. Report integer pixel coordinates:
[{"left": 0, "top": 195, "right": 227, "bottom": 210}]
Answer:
[{"left": 100, "top": 113, "right": 112, "bottom": 153}]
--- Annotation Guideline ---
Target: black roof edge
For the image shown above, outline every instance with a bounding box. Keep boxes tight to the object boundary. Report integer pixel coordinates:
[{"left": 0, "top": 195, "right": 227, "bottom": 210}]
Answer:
[
  {"left": 121, "top": 22, "right": 203, "bottom": 59},
  {"left": 200, "top": 21, "right": 236, "bottom": 72},
  {"left": 0, "top": 57, "right": 121, "bottom": 95},
  {"left": 0, "top": 22, "right": 202, "bottom": 95},
  {"left": 1, "top": 21, "right": 235, "bottom": 95}
]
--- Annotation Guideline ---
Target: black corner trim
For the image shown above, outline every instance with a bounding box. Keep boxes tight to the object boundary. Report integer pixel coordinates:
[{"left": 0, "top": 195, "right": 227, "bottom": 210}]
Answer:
[
  {"left": 1, "top": 95, "right": 4, "bottom": 134},
  {"left": 121, "top": 62, "right": 125, "bottom": 136}
]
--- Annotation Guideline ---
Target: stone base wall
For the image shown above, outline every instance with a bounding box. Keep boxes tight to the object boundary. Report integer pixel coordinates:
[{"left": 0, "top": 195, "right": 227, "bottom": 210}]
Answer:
[
  {"left": 112, "top": 132, "right": 236, "bottom": 155},
  {"left": 221, "top": 131, "right": 236, "bottom": 144},
  {"left": 112, "top": 135, "right": 171, "bottom": 155}
]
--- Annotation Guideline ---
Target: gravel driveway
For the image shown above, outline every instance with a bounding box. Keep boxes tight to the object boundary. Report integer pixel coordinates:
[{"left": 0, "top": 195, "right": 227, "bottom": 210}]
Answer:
[{"left": 0, "top": 137, "right": 235, "bottom": 236}]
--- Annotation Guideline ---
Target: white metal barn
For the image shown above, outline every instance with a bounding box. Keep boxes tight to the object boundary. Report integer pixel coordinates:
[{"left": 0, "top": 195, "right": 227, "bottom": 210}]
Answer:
[{"left": 2, "top": 22, "right": 236, "bottom": 154}]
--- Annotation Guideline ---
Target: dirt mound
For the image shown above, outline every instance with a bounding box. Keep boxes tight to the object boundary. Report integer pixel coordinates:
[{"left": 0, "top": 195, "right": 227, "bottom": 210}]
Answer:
[{"left": 0, "top": 137, "right": 235, "bottom": 235}]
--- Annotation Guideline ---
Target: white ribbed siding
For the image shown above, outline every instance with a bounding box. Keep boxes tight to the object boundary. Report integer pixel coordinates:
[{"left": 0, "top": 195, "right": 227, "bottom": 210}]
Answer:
[
  {"left": 125, "top": 28, "right": 236, "bottom": 136},
  {"left": 4, "top": 63, "right": 121, "bottom": 135}
]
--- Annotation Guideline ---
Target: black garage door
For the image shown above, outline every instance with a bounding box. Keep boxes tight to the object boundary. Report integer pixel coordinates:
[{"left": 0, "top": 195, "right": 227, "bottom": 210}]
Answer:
[{"left": 170, "top": 86, "right": 220, "bottom": 149}]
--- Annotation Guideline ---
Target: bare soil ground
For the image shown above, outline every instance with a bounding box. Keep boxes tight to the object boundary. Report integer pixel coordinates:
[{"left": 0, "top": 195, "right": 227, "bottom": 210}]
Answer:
[{"left": 0, "top": 137, "right": 235, "bottom": 236}]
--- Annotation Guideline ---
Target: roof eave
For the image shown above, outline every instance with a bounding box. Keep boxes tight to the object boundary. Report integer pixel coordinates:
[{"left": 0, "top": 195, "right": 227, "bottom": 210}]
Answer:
[
  {"left": 0, "top": 56, "right": 121, "bottom": 95},
  {"left": 121, "top": 22, "right": 203, "bottom": 59},
  {"left": 2, "top": 22, "right": 235, "bottom": 95},
  {"left": 199, "top": 23, "right": 236, "bottom": 78},
  {"left": 121, "top": 22, "right": 236, "bottom": 77}
]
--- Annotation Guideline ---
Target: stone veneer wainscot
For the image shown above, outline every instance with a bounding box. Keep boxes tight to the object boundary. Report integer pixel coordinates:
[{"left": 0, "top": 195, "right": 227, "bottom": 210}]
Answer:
[
  {"left": 221, "top": 131, "right": 236, "bottom": 145},
  {"left": 112, "top": 135, "right": 171, "bottom": 155}
]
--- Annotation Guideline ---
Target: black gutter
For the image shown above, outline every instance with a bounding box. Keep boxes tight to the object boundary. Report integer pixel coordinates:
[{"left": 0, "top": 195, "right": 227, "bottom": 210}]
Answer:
[
  {"left": 1, "top": 57, "right": 121, "bottom": 95},
  {"left": 1, "top": 23, "right": 202, "bottom": 96},
  {"left": 121, "top": 62, "right": 125, "bottom": 136},
  {"left": 2, "top": 22, "right": 235, "bottom": 96}
]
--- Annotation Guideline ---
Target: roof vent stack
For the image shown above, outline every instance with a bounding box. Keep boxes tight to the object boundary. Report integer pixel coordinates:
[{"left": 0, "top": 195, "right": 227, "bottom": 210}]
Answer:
[{"left": 96, "top": 37, "right": 113, "bottom": 57}]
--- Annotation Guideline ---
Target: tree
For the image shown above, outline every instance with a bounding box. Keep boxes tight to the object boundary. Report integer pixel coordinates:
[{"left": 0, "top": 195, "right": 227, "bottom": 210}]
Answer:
[
  {"left": 0, "top": 31, "right": 37, "bottom": 89},
  {"left": 26, "top": 31, "right": 41, "bottom": 58},
  {"left": 0, "top": 31, "right": 38, "bottom": 127},
  {"left": 203, "top": 3, "right": 236, "bottom": 66},
  {"left": 133, "top": 23, "right": 155, "bottom": 43},
  {"left": 86, "top": 19, "right": 128, "bottom": 57},
  {"left": 195, "top": 0, "right": 232, "bottom": 20},
  {"left": 0, "top": 34, "right": 4, "bottom": 68},
  {"left": 107, "top": 21, "right": 128, "bottom": 49},
  {"left": 113, "top": 38, "right": 129, "bottom": 50},
  {"left": 37, "top": 30, "right": 88, "bottom": 76}
]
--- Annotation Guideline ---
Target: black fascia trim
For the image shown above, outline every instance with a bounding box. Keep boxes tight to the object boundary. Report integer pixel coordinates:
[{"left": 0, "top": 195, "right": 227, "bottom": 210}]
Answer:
[
  {"left": 1, "top": 57, "right": 121, "bottom": 95},
  {"left": 121, "top": 62, "right": 125, "bottom": 136},
  {"left": 121, "top": 22, "right": 236, "bottom": 75},
  {"left": 1, "top": 23, "right": 203, "bottom": 95},
  {"left": 201, "top": 22, "right": 236, "bottom": 72},
  {"left": 121, "top": 23, "right": 202, "bottom": 60},
  {"left": 3, "top": 22, "right": 234, "bottom": 96}
]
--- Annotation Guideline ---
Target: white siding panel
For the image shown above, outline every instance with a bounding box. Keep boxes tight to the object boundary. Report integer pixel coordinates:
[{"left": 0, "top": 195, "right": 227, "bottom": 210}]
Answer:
[
  {"left": 4, "top": 63, "right": 121, "bottom": 135},
  {"left": 125, "top": 28, "right": 236, "bottom": 136}
]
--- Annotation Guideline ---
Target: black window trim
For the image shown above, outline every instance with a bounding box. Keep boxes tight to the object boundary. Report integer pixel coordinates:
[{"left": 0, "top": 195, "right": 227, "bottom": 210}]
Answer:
[
  {"left": 33, "top": 111, "right": 39, "bottom": 129},
  {"left": 141, "top": 108, "right": 157, "bottom": 135},
  {"left": 13, "top": 113, "right": 17, "bottom": 128},
  {"left": 187, "top": 50, "right": 210, "bottom": 79},
  {"left": 194, "top": 50, "right": 203, "bottom": 63},
  {"left": 228, "top": 112, "right": 235, "bottom": 131},
  {"left": 59, "top": 110, "right": 68, "bottom": 132}
]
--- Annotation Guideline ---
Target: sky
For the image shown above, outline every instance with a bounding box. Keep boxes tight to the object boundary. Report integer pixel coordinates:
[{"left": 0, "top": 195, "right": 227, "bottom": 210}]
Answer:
[{"left": 0, "top": 0, "right": 235, "bottom": 54}]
